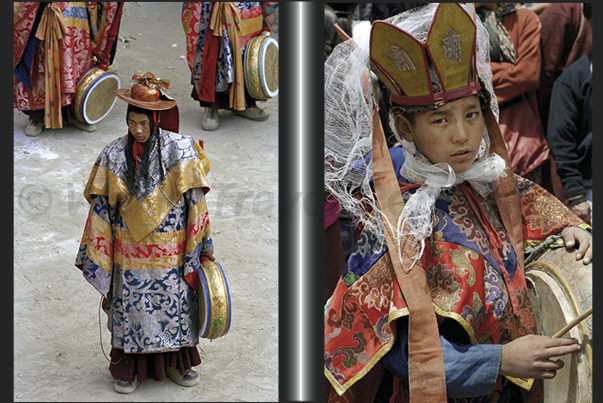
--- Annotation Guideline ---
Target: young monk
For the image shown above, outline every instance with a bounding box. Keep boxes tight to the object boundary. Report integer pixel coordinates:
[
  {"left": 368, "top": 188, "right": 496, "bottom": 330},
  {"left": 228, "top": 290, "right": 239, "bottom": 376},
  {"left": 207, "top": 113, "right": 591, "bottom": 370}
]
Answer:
[
  {"left": 76, "top": 71, "right": 214, "bottom": 393},
  {"left": 323, "top": 3, "right": 591, "bottom": 402}
]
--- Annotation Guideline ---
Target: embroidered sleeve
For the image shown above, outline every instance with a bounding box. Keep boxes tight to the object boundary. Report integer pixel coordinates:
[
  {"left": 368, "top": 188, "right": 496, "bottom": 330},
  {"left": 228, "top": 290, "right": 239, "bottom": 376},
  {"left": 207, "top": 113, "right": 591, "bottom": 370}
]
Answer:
[
  {"left": 75, "top": 195, "right": 114, "bottom": 297},
  {"left": 516, "top": 175, "right": 587, "bottom": 244},
  {"left": 183, "top": 188, "right": 213, "bottom": 290}
]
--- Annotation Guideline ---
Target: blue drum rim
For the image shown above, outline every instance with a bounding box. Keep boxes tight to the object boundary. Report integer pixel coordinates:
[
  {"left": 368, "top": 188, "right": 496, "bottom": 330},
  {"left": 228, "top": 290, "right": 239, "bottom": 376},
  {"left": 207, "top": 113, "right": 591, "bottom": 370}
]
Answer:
[
  {"left": 243, "top": 35, "right": 278, "bottom": 99},
  {"left": 214, "top": 261, "right": 232, "bottom": 334},
  {"left": 76, "top": 65, "right": 97, "bottom": 86},
  {"left": 259, "top": 37, "right": 278, "bottom": 98},
  {"left": 81, "top": 72, "right": 120, "bottom": 124},
  {"left": 196, "top": 267, "right": 212, "bottom": 338}
]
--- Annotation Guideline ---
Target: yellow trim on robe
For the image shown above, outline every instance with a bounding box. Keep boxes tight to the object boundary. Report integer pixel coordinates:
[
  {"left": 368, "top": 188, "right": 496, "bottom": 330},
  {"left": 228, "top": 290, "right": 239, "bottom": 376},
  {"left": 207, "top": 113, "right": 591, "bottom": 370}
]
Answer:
[
  {"left": 84, "top": 144, "right": 211, "bottom": 244},
  {"left": 327, "top": 299, "right": 534, "bottom": 396},
  {"left": 325, "top": 305, "right": 408, "bottom": 397},
  {"left": 239, "top": 15, "right": 263, "bottom": 37}
]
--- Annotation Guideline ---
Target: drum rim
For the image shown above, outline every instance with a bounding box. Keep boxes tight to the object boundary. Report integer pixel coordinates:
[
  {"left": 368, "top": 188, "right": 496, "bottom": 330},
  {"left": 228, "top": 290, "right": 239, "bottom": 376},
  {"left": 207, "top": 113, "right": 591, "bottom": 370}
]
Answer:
[
  {"left": 243, "top": 37, "right": 258, "bottom": 98},
  {"left": 243, "top": 35, "right": 278, "bottom": 100},
  {"left": 197, "top": 267, "right": 212, "bottom": 338},
  {"left": 81, "top": 73, "right": 121, "bottom": 124},
  {"left": 526, "top": 271, "right": 593, "bottom": 399},
  {"left": 259, "top": 37, "right": 279, "bottom": 98},
  {"left": 214, "top": 261, "right": 232, "bottom": 333},
  {"left": 525, "top": 260, "right": 592, "bottom": 388},
  {"left": 76, "top": 65, "right": 99, "bottom": 86},
  {"left": 525, "top": 260, "right": 588, "bottom": 321},
  {"left": 198, "top": 261, "right": 232, "bottom": 339}
]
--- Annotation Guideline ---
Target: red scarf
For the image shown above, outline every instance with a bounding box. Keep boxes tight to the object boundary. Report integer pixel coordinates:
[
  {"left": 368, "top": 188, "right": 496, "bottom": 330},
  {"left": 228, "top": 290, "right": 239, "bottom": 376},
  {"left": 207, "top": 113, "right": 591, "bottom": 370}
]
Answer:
[{"left": 133, "top": 141, "right": 144, "bottom": 172}]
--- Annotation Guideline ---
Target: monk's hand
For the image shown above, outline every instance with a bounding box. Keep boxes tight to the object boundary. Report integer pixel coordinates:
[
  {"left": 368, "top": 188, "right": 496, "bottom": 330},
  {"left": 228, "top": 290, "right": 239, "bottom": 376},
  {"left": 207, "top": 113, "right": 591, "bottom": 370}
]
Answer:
[
  {"left": 499, "top": 335, "right": 581, "bottom": 379},
  {"left": 561, "top": 226, "right": 592, "bottom": 265},
  {"left": 201, "top": 250, "right": 216, "bottom": 262}
]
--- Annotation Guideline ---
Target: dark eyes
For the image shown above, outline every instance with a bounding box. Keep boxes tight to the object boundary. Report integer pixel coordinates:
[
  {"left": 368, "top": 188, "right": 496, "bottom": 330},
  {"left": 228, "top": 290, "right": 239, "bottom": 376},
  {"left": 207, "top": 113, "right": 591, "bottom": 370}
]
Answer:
[{"left": 431, "top": 112, "right": 479, "bottom": 124}]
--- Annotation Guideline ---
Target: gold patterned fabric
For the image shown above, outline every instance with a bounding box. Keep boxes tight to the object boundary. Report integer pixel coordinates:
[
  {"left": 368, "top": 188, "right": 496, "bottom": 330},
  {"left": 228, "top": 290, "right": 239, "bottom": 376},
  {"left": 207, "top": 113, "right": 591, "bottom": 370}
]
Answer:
[
  {"left": 370, "top": 3, "right": 481, "bottom": 106},
  {"left": 209, "top": 2, "right": 246, "bottom": 111},
  {"left": 34, "top": 3, "right": 68, "bottom": 128}
]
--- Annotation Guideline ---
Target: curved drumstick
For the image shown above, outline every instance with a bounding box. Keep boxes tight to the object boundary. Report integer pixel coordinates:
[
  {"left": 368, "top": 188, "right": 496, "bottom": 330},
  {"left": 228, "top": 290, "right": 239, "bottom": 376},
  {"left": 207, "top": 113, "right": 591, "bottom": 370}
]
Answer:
[{"left": 552, "top": 306, "right": 593, "bottom": 338}]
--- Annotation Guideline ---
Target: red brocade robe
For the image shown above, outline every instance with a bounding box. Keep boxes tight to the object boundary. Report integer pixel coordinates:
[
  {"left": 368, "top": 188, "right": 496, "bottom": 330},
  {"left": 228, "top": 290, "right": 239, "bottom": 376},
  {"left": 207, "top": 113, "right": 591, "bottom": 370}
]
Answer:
[
  {"left": 181, "top": 2, "right": 278, "bottom": 109},
  {"left": 324, "top": 175, "right": 588, "bottom": 402},
  {"left": 13, "top": 2, "right": 122, "bottom": 127}
]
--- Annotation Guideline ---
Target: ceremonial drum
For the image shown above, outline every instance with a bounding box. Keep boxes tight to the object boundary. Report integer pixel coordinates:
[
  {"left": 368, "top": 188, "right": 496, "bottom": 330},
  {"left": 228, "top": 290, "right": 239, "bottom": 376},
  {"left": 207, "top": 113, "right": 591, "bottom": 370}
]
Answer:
[
  {"left": 525, "top": 238, "right": 592, "bottom": 402},
  {"left": 197, "top": 260, "right": 232, "bottom": 339},
  {"left": 73, "top": 66, "right": 120, "bottom": 124},
  {"left": 243, "top": 32, "right": 279, "bottom": 101}
]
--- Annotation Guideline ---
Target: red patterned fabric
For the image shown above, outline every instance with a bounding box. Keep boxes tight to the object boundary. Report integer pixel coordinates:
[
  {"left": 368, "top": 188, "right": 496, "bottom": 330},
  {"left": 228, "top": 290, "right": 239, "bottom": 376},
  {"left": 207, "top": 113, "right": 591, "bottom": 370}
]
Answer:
[
  {"left": 325, "top": 176, "right": 587, "bottom": 402},
  {"left": 14, "top": 2, "right": 122, "bottom": 126}
]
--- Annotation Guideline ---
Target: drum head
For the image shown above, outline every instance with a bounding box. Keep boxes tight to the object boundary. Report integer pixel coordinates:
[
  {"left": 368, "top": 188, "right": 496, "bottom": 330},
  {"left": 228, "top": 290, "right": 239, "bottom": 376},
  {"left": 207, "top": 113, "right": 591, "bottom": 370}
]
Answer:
[
  {"left": 74, "top": 67, "right": 120, "bottom": 124},
  {"left": 260, "top": 37, "right": 279, "bottom": 98},
  {"left": 526, "top": 253, "right": 592, "bottom": 402},
  {"left": 196, "top": 261, "right": 232, "bottom": 339},
  {"left": 82, "top": 73, "right": 120, "bottom": 124}
]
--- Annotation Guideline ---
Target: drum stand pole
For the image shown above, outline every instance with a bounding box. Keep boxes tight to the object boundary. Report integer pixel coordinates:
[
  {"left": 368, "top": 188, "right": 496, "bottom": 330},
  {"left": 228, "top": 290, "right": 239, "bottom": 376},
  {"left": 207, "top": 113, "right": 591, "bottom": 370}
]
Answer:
[{"left": 552, "top": 306, "right": 593, "bottom": 338}]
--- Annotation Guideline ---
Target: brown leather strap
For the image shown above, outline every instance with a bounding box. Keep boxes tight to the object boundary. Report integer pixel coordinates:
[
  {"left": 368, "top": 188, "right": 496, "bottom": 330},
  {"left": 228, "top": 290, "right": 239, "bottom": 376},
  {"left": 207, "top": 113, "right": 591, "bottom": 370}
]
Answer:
[
  {"left": 485, "top": 108, "right": 525, "bottom": 272},
  {"left": 371, "top": 106, "right": 447, "bottom": 401}
]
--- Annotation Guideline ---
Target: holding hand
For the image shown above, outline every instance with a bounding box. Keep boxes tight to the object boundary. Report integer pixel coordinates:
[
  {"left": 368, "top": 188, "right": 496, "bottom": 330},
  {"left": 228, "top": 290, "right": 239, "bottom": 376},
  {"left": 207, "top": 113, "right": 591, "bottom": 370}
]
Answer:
[
  {"left": 561, "top": 226, "right": 592, "bottom": 265},
  {"left": 200, "top": 250, "right": 216, "bottom": 262},
  {"left": 263, "top": 13, "right": 275, "bottom": 33},
  {"left": 499, "top": 335, "right": 581, "bottom": 379}
]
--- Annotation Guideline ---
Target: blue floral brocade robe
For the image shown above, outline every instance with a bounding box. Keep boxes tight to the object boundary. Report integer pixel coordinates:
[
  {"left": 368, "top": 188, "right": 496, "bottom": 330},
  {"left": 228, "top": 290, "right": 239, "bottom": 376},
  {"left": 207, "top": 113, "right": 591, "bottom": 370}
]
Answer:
[{"left": 76, "top": 130, "right": 213, "bottom": 353}]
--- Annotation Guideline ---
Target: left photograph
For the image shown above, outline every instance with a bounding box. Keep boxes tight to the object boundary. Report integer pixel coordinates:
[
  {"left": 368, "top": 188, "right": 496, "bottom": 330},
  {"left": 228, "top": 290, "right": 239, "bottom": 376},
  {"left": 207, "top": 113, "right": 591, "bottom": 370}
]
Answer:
[{"left": 14, "top": 2, "right": 279, "bottom": 401}]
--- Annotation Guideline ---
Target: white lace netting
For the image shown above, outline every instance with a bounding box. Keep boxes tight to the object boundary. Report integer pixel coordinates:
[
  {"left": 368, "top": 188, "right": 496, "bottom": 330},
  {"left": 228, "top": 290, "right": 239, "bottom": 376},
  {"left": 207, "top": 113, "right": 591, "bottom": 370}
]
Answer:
[{"left": 324, "top": 3, "right": 502, "bottom": 262}]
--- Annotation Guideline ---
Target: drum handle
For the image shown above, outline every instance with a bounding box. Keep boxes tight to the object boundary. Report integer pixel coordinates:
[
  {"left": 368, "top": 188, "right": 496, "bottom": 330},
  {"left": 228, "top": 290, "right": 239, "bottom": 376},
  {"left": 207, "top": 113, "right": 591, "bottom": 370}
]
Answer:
[
  {"left": 525, "top": 235, "right": 565, "bottom": 266},
  {"left": 552, "top": 306, "right": 593, "bottom": 338}
]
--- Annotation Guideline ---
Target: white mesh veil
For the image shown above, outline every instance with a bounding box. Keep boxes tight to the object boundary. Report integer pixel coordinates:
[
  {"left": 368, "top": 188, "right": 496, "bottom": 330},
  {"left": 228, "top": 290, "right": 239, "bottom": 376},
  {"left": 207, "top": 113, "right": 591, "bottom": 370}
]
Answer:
[{"left": 324, "top": 3, "right": 500, "bottom": 258}]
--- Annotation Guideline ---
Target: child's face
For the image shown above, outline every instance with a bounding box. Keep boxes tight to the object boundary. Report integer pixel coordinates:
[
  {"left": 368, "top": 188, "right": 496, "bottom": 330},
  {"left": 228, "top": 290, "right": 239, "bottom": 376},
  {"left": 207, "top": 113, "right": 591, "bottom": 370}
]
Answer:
[{"left": 395, "top": 95, "right": 485, "bottom": 174}]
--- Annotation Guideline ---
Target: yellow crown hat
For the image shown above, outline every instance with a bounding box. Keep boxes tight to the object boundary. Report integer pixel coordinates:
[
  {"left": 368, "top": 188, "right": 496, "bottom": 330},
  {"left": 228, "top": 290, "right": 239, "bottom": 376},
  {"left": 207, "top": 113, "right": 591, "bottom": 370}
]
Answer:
[{"left": 370, "top": 3, "right": 480, "bottom": 106}]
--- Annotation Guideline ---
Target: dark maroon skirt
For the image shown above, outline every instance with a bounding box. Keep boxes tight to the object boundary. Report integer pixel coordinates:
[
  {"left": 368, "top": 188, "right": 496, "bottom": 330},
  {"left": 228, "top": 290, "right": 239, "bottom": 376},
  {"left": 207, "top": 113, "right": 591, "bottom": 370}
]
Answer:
[
  {"left": 191, "top": 86, "right": 257, "bottom": 110},
  {"left": 109, "top": 346, "right": 202, "bottom": 382}
]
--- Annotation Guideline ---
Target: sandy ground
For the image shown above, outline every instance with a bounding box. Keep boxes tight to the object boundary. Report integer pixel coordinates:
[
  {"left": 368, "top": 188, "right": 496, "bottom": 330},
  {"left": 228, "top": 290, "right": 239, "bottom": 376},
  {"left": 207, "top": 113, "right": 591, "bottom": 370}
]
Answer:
[{"left": 14, "top": 3, "right": 279, "bottom": 401}]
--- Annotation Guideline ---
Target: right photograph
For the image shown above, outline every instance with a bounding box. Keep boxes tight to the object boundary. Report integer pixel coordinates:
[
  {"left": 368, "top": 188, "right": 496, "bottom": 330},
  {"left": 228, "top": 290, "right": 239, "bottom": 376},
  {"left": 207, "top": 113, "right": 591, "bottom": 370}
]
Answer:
[{"left": 323, "top": 3, "right": 592, "bottom": 402}]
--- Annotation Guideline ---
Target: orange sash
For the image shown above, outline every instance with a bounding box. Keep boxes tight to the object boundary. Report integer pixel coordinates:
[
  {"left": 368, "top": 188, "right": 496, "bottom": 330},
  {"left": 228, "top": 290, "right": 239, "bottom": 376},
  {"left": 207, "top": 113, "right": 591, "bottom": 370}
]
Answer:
[
  {"left": 35, "top": 3, "right": 68, "bottom": 129},
  {"left": 209, "top": 3, "right": 246, "bottom": 111},
  {"left": 371, "top": 106, "right": 448, "bottom": 402}
]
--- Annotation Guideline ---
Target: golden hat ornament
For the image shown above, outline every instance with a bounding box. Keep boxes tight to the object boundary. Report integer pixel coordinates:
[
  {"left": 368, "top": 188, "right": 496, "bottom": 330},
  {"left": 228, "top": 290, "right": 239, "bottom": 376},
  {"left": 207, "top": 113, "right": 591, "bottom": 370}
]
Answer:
[
  {"left": 115, "top": 70, "right": 176, "bottom": 110},
  {"left": 370, "top": 3, "right": 480, "bottom": 106}
]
